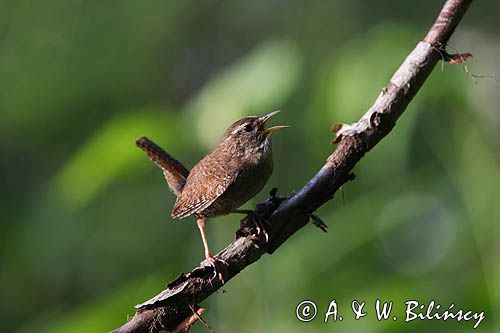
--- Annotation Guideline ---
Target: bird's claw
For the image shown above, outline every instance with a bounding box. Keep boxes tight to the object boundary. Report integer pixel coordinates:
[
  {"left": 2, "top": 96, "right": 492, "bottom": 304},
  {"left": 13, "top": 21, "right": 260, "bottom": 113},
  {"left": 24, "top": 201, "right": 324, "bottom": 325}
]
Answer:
[
  {"left": 207, "top": 255, "right": 227, "bottom": 284},
  {"left": 253, "top": 218, "right": 270, "bottom": 243},
  {"left": 244, "top": 211, "right": 271, "bottom": 243}
]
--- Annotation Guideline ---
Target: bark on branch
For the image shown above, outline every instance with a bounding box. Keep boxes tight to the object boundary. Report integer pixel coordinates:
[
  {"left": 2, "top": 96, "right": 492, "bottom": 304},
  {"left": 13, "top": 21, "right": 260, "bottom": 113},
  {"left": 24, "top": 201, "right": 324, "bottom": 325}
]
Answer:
[{"left": 112, "top": 0, "right": 474, "bottom": 331}]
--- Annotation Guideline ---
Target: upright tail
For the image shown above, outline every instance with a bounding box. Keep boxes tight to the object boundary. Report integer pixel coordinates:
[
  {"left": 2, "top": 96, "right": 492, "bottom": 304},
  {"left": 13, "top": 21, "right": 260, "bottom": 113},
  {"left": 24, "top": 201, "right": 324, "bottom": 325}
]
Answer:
[{"left": 136, "top": 136, "right": 189, "bottom": 196}]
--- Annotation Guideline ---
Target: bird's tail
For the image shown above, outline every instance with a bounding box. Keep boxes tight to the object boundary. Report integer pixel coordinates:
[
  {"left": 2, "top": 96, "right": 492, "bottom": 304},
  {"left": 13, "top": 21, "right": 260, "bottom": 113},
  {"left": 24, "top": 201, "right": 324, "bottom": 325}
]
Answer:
[{"left": 136, "top": 136, "right": 189, "bottom": 195}]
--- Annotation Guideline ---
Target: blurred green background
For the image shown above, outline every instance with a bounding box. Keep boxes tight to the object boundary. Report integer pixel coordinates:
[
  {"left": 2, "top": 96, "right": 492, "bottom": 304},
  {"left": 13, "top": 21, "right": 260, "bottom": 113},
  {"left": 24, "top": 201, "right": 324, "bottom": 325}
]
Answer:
[{"left": 0, "top": 1, "right": 498, "bottom": 332}]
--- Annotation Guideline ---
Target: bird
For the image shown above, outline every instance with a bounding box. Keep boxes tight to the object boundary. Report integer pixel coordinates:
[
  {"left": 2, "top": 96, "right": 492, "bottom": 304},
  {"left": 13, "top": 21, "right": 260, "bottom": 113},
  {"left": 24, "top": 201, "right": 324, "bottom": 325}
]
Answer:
[{"left": 136, "top": 110, "right": 287, "bottom": 282}]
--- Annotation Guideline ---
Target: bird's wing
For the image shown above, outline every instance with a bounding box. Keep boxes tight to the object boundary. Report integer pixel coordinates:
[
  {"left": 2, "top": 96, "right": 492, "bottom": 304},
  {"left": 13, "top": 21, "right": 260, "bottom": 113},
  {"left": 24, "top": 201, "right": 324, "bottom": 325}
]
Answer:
[
  {"left": 136, "top": 136, "right": 189, "bottom": 196},
  {"left": 171, "top": 161, "right": 239, "bottom": 219}
]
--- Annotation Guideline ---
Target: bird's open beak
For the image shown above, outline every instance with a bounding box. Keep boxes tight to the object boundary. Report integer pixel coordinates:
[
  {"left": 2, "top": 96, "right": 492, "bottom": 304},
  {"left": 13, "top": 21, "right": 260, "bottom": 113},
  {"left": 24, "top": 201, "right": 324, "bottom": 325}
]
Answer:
[{"left": 259, "top": 110, "right": 289, "bottom": 133}]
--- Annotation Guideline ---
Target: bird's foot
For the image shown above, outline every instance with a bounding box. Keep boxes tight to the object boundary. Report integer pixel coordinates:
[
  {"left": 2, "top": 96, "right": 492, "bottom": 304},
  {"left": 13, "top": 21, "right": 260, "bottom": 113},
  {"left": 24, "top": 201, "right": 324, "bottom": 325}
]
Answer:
[
  {"left": 234, "top": 210, "right": 271, "bottom": 243},
  {"left": 251, "top": 214, "right": 271, "bottom": 243},
  {"left": 206, "top": 255, "right": 227, "bottom": 284}
]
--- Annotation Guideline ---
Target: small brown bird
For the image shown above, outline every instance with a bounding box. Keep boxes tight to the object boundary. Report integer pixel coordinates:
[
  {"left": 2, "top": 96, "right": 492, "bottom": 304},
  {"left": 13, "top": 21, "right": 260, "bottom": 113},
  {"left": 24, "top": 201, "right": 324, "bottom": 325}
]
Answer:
[{"left": 136, "top": 110, "right": 287, "bottom": 281}]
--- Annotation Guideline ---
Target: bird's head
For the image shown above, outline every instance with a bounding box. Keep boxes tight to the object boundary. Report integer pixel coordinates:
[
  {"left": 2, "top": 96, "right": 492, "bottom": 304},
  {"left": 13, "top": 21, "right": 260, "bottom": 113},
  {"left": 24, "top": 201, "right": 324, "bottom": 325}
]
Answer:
[{"left": 219, "top": 110, "right": 288, "bottom": 158}]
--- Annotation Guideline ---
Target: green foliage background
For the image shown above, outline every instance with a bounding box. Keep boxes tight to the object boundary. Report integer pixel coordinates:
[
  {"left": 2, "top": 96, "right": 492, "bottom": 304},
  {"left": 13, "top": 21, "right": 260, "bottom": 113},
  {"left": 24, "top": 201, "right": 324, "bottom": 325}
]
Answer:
[{"left": 0, "top": 1, "right": 498, "bottom": 332}]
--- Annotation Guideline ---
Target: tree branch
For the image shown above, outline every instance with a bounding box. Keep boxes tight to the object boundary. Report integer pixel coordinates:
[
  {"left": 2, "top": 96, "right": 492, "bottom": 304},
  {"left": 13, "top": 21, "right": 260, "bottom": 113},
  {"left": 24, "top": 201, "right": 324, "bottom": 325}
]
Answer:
[{"left": 112, "top": 0, "right": 474, "bottom": 332}]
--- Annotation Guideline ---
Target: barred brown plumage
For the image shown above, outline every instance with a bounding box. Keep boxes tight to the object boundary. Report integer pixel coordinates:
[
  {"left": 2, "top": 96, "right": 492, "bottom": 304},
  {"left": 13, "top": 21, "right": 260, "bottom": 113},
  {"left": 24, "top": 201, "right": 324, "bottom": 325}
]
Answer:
[
  {"left": 136, "top": 110, "right": 287, "bottom": 283},
  {"left": 135, "top": 136, "right": 189, "bottom": 196}
]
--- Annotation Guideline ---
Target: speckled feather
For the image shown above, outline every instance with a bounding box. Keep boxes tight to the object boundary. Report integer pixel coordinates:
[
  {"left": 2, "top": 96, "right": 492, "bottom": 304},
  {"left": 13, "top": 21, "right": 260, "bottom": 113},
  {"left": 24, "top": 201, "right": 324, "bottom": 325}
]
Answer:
[
  {"left": 170, "top": 154, "right": 240, "bottom": 219},
  {"left": 171, "top": 116, "right": 275, "bottom": 219},
  {"left": 136, "top": 136, "right": 189, "bottom": 196},
  {"left": 137, "top": 114, "right": 282, "bottom": 221}
]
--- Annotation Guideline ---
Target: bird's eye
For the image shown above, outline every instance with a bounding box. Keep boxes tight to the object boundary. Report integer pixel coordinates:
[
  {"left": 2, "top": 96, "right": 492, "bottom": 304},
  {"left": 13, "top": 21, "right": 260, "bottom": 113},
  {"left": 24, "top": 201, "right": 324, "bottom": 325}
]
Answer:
[{"left": 243, "top": 124, "right": 253, "bottom": 132}]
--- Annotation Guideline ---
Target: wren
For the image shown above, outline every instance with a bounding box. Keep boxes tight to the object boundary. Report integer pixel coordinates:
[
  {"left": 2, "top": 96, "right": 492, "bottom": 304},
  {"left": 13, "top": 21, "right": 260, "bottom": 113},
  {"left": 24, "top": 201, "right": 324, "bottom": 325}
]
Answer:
[{"left": 136, "top": 110, "right": 287, "bottom": 282}]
